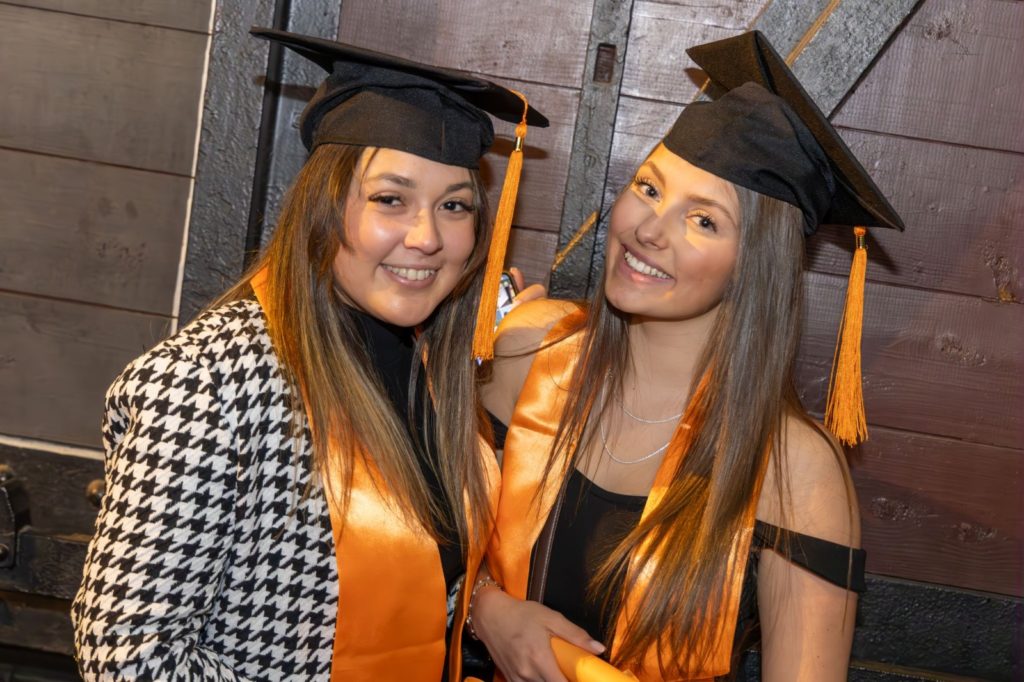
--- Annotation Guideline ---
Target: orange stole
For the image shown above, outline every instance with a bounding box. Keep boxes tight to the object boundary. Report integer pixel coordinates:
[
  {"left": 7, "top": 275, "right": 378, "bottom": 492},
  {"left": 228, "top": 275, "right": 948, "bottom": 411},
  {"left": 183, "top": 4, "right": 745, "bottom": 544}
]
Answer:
[
  {"left": 251, "top": 269, "right": 498, "bottom": 681},
  {"left": 488, "top": 311, "right": 758, "bottom": 681}
]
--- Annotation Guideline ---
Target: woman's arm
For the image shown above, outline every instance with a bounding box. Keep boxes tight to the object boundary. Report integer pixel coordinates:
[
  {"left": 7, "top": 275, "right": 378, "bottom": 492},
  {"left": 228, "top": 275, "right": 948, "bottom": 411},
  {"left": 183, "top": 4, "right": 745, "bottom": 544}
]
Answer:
[
  {"left": 72, "top": 350, "right": 248, "bottom": 681},
  {"left": 755, "top": 417, "right": 862, "bottom": 682}
]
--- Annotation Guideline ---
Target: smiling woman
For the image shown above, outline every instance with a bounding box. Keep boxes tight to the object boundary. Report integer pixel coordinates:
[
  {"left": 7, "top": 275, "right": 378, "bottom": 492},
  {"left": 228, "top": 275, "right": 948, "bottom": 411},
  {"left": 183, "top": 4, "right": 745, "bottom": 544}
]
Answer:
[
  {"left": 476, "top": 31, "right": 902, "bottom": 682},
  {"left": 334, "top": 149, "right": 481, "bottom": 327},
  {"left": 69, "top": 28, "right": 548, "bottom": 682}
]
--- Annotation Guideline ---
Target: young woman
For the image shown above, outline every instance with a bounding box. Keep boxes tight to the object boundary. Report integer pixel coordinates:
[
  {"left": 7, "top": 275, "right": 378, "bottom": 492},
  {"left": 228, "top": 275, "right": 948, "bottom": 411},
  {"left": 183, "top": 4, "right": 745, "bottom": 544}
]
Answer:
[
  {"left": 71, "top": 29, "right": 545, "bottom": 681},
  {"left": 472, "top": 32, "right": 903, "bottom": 682}
]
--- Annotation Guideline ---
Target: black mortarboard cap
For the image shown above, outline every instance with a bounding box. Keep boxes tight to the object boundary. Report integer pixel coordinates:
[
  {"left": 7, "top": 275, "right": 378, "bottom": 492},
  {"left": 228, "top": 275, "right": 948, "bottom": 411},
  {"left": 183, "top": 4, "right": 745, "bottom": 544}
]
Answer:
[
  {"left": 250, "top": 28, "right": 549, "bottom": 168},
  {"left": 663, "top": 30, "right": 904, "bottom": 235}
]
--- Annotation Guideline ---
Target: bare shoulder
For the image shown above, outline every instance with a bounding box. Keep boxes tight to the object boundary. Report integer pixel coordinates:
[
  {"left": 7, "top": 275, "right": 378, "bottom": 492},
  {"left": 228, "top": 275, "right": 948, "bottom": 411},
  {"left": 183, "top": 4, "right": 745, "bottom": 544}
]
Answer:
[
  {"left": 757, "top": 414, "right": 861, "bottom": 547},
  {"left": 482, "top": 298, "right": 582, "bottom": 425}
]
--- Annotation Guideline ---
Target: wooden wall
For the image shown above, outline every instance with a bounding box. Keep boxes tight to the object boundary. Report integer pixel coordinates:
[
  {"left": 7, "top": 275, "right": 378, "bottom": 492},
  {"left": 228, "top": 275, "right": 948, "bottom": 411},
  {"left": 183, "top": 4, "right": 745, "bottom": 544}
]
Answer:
[{"left": 0, "top": 2, "right": 215, "bottom": 450}]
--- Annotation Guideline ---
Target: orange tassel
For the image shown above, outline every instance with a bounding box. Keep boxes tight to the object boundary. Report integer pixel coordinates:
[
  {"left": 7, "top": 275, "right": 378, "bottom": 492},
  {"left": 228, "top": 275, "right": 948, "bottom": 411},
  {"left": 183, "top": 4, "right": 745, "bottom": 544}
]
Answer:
[
  {"left": 825, "top": 227, "right": 869, "bottom": 446},
  {"left": 472, "top": 93, "right": 529, "bottom": 361}
]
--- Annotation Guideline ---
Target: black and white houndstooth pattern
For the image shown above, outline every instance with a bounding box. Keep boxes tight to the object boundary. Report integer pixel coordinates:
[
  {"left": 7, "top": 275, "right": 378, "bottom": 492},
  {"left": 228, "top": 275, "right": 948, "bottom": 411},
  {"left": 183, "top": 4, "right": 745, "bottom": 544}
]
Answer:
[{"left": 72, "top": 299, "right": 338, "bottom": 681}]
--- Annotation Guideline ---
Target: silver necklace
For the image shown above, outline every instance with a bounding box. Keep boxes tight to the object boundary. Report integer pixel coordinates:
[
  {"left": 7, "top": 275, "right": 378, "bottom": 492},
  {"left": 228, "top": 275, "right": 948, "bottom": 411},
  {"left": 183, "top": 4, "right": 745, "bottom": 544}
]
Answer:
[
  {"left": 598, "top": 382, "right": 673, "bottom": 465},
  {"left": 616, "top": 393, "right": 685, "bottom": 424},
  {"left": 599, "top": 417, "right": 670, "bottom": 465}
]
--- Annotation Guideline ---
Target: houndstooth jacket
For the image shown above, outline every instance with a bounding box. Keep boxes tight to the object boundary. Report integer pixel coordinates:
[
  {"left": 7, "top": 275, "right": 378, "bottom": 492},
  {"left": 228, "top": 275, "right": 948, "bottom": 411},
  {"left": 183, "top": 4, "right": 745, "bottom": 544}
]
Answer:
[{"left": 72, "top": 299, "right": 339, "bottom": 681}]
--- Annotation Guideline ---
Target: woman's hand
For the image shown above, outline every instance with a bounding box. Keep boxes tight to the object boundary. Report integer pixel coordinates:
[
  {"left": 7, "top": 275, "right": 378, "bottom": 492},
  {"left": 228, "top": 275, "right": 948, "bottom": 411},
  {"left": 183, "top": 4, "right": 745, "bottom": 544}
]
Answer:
[
  {"left": 508, "top": 267, "right": 547, "bottom": 311},
  {"left": 472, "top": 586, "right": 605, "bottom": 682}
]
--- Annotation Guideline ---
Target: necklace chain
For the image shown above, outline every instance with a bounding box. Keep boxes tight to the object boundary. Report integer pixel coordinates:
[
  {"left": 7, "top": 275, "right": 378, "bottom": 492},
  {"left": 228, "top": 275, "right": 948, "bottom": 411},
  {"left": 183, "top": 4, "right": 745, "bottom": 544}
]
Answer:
[
  {"left": 599, "top": 418, "right": 670, "bottom": 465},
  {"left": 598, "top": 381, "right": 675, "bottom": 465},
  {"left": 616, "top": 392, "right": 685, "bottom": 424}
]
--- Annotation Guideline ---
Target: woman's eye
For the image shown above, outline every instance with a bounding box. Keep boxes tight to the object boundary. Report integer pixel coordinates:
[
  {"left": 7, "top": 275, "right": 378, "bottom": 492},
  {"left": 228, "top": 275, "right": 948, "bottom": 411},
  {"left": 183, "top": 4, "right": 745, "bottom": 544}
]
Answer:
[
  {"left": 692, "top": 212, "right": 717, "bottom": 232},
  {"left": 633, "top": 176, "right": 659, "bottom": 200},
  {"left": 441, "top": 199, "right": 475, "bottom": 213},
  {"left": 369, "top": 193, "right": 402, "bottom": 207}
]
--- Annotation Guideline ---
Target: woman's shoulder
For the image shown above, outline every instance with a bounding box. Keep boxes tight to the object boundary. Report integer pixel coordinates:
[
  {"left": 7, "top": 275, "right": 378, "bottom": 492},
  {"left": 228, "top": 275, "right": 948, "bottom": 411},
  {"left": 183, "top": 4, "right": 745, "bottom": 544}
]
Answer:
[
  {"left": 110, "top": 298, "right": 279, "bottom": 400},
  {"left": 756, "top": 414, "right": 860, "bottom": 548},
  {"left": 494, "top": 298, "right": 583, "bottom": 356},
  {"left": 483, "top": 298, "right": 583, "bottom": 425}
]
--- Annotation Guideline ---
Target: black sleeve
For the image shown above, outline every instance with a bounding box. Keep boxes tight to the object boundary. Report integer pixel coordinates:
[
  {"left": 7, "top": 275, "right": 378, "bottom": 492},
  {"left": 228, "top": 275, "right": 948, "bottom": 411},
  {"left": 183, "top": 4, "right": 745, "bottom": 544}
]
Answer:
[{"left": 753, "top": 521, "right": 867, "bottom": 593}]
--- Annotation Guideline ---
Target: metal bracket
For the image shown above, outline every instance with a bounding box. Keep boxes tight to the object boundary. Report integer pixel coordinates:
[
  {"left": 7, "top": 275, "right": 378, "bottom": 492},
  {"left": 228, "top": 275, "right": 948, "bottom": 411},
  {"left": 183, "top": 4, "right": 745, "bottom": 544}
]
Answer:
[{"left": 0, "top": 466, "right": 31, "bottom": 568}]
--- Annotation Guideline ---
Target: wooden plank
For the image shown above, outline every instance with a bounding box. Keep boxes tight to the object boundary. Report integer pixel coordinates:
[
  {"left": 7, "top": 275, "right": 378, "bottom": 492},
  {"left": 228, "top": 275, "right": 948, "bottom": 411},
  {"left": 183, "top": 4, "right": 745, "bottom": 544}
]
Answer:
[
  {"left": 796, "top": 272, "right": 1023, "bottom": 449},
  {"left": 479, "top": 80, "right": 579, "bottom": 233},
  {"left": 0, "top": 4, "right": 211, "bottom": 175},
  {"left": 0, "top": 592, "right": 74, "bottom": 656},
  {"left": 833, "top": 0, "right": 1024, "bottom": 154},
  {"left": 808, "top": 129, "right": 1024, "bottom": 302},
  {"left": 1, "top": 0, "right": 213, "bottom": 32},
  {"left": 0, "top": 292, "right": 171, "bottom": 449},
  {"left": 179, "top": 0, "right": 279, "bottom": 323},
  {"left": 550, "top": 0, "right": 635, "bottom": 300},
  {"left": 850, "top": 427, "right": 1022, "bottom": 596},
  {"left": 507, "top": 227, "right": 558, "bottom": 289},
  {"left": 0, "top": 149, "right": 190, "bottom": 315},
  {"left": 620, "top": 2, "right": 738, "bottom": 104},
  {"left": 337, "top": 0, "right": 593, "bottom": 89}
]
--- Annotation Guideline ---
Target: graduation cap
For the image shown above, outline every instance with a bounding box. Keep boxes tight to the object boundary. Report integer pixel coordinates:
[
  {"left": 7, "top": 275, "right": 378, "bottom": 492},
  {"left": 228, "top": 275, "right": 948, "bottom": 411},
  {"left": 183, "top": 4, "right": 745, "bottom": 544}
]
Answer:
[
  {"left": 662, "top": 30, "right": 906, "bottom": 445},
  {"left": 251, "top": 28, "right": 550, "bottom": 359}
]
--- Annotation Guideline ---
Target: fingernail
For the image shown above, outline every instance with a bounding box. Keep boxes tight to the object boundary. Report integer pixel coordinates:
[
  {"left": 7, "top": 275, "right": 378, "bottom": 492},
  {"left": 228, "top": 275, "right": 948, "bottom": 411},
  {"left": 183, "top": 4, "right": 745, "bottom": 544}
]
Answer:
[{"left": 590, "top": 640, "right": 606, "bottom": 652}]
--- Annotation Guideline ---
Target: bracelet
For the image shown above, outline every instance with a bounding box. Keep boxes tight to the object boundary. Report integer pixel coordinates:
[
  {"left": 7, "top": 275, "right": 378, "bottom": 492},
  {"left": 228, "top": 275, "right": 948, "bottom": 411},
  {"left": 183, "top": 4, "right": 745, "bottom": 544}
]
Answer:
[{"left": 465, "top": 575, "right": 503, "bottom": 641}]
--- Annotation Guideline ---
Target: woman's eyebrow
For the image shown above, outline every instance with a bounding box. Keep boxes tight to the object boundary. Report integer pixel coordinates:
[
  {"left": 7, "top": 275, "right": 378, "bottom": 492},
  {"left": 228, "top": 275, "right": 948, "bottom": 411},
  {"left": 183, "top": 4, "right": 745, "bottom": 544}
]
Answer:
[
  {"left": 366, "top": 173, "right": 414, "bottom": 187},
  {"left": 445, "top": 181, "right": 473, "bottom": 193},
  {"left": 639, "top": 161, "right": 666, "bottom": 186},
  {"left": 690, "top": 194, "right": 738, "bottom": 225}
]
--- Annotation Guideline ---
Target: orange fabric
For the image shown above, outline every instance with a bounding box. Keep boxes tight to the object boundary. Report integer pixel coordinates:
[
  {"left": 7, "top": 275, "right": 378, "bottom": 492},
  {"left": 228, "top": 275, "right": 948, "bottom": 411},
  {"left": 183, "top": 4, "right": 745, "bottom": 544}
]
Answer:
[
  {"left": 551, "top": 638, "right": 638, "bottom": 681},
  {"left": 488, "top": 310, "right": 587, "bottom": 598},
  {"left": 489, "top": 311, "right": 759, "bottom": 681},
  {"left": 251, "top": 268, "right": 498, "bottom": 681},
  {"left": 825, "top": 226, "right": 869, "bottom": 446}
]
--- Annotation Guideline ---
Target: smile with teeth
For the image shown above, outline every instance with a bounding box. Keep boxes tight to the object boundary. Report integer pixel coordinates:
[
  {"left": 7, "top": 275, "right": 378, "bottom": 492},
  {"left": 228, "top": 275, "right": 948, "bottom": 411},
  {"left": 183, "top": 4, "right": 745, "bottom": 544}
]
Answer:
[
  {"left": 382, "top": 264, "right": 438, "bottom": 281},
  {"left": 623, "top": 249, "right": 670, "bottom": 279}
]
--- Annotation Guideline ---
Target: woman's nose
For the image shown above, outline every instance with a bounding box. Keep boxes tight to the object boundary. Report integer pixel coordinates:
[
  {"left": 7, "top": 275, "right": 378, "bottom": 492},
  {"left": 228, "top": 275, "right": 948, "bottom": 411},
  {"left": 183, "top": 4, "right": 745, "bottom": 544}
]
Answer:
[
  {"left": 404, "top": 209, "right": 442, "bottom": 254},
  {"left": 634, "top": 211, "right": 669, "bottom": 249}
]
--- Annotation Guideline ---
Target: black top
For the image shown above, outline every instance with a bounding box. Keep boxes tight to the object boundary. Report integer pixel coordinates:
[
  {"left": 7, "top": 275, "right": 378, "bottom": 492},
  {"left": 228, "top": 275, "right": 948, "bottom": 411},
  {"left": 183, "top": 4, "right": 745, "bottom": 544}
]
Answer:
[
  {"left": 543, "top": 468, "right": 866, "bottom": 660},
  {"left": 351, "top": 309, "right": 464, "bottom": 591}
]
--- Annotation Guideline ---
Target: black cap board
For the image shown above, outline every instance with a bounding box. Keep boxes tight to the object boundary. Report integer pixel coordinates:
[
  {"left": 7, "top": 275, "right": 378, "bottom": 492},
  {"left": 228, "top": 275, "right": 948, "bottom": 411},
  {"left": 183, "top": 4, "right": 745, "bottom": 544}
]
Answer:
[
  {"left": 250, "top": 28, "right": 549, "bottom": 168},
  {"left": 663, "top": 30, "right": 904, "bottom": 234}
]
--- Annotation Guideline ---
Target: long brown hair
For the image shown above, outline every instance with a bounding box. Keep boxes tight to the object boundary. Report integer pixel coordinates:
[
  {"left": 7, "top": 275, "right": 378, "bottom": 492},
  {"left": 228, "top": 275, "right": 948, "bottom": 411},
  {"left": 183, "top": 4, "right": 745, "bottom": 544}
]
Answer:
[
  {"left": 549, "top": 186, "right": 818, "bottom": 676},
  {"left": 218, "top": 143, "right": 493, "bottom": 550}
]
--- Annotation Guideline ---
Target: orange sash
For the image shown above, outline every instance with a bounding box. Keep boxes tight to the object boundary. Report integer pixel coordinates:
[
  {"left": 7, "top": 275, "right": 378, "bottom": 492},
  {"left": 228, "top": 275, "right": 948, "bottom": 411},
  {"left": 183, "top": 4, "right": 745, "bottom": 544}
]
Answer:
[
  {"left": 488, "top": 310, "right": 757, "bottom": 681},
  {"left": 251, "top": 269, "right": 498, "bottom": 681}
]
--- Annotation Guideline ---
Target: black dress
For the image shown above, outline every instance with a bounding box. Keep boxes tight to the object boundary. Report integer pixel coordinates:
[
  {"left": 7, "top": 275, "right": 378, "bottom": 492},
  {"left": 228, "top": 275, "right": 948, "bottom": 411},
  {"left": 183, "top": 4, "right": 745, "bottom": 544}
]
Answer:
[
  {"left": 488, "top": 415, "right": 866, "bottom": 677},
  {"left": 543, "top": 468, "right": 866, "bottom": 677}
]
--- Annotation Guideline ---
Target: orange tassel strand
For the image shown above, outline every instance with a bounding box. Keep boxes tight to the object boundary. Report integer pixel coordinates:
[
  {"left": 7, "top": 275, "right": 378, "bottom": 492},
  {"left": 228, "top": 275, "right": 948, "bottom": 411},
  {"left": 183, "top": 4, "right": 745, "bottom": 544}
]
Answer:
[
  {"left": 472, "top": 93, "right": 530, "bottom": 361},
  {"left": 825, "top": 227, "right": 869, "bottom": 446}
]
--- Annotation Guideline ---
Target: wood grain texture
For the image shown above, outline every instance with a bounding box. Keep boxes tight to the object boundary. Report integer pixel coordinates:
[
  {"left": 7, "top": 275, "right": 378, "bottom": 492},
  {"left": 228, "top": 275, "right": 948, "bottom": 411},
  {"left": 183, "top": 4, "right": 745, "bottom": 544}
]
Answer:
[
  {"left": 0, "top": 292, "right": 170, "bottom": 448},
  {"left": 833, "top": 0, "right": 1024, "bottom": 153},
  {"left": 0, "top": 4, "right": 210, "bottom": 175},
  {"left": 506, "top": 227, "right": 558, "bottom": 288},
  {"left": 1, "top": 0, "right": 213, "bottom": 32},
  {"left": 0, "top": 592, "right": 74, "bottom": 656},
  {"left": 796, "top": 272, "right": 1023, "bottom": 450},
  {"left": 850, "top": 427, "right": 1022, "bottom": 596},
  {"left": 620, "top": 2, "right": 738, "bottom": 104},
  {"left": 808, "top": 129, "right": 1024, "bottom": 302},
  {"left": 0, "top": 149, "right": 190, "bottom": 315},
  {"left": 479, "top": 80, "right": 580, "bottom": 233},
  {"left": 337, "top": 0, "right": 592, "bottom": 89}
]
